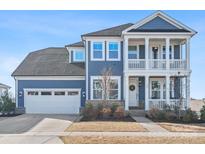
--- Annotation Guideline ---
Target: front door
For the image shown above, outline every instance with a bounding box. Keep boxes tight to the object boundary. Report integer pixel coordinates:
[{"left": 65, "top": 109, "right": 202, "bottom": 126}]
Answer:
[{"left": 129, "top": 78, "right": 139, "bottom": 107}]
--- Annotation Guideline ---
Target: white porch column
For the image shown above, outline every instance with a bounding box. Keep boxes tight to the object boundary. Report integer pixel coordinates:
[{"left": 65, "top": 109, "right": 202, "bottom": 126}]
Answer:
[
  {"left": 124, "top": 74, "right": 129, "bottom": 110},
  {"left": 166, "top": 75, "right": 170, "bottom": 105},
  {"left": 124, "top": 38, "right": 129, "bottom": 72},
  {"left": 145, "top": 75, "right": 149, "bottom": 110},
  {"left": 186, "top": 75, "right": 191, "bottom": 108},
  {"left": 166, "top": 38, "right": 170, "bottom": 70},
  {"left": 145, "top": 38, "right": 149, "bottom": 70},
  {"left": 186, "top": 38, "right": 190, "bottom": 70}
]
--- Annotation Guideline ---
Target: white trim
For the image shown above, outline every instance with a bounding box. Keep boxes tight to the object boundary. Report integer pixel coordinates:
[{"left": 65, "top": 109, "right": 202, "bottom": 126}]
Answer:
[
  {"left": 106, "top": 41, "right": 121, "bottom": 61},
  {"left": 14, "top": 76, "right": 85, "bottom": 80},
  {"left": 73, "top": 50, "right": 85, "bottom": 62},
  {"left": 90, "top": 76, "right": 121, "bottom": 100},
  {"left": 91, "top": 41, "right": 105, "bottom": 61},
  {"left": 85, "top": 40, "right": 88, "bottom": 100},
  {"left": 122, "top": 11, "right": 196, "bottom": 35},
  {"left": 15, "top": 79, "right": 18, "bottom": 108}
]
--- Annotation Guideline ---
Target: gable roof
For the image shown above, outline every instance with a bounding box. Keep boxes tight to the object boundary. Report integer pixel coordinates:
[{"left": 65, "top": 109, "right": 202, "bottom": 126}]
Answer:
[
  {"left": 12, "top": 47, "right": 85, "bottom": 76},
  {"left": 123, "top": 11, "right": 197, "bottom": 35},
  {"left": 82, "top": 23, "right": 133, "bottom": 37},
  {"left": 0, "top": 83, "right": 11, "bottom": 89},
  {"left": 65, "top": 41, "right": 84, "bottom": 48}
]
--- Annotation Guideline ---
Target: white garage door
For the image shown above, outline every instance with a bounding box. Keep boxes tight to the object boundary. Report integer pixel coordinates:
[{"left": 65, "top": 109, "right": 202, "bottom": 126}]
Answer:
[{"left": 24, "top": 88, "right": 81, "bottom": 114}]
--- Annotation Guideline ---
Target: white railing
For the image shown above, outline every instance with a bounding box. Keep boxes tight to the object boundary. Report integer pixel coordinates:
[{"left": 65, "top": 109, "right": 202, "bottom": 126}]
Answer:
[
  {"left": 128, "top": 59, "right": 145, "bottom": 70},
  {"left": 170, "top": 60, "right": 186, "bottom": 70},
  {"left": 149, "top": 59, "right": 166, "bottom": 70},
  {"left": 127, "top": 59, "right": 187, "bottom": 71},
  {"left": 149, "top": 99, "right": 186, "bottom": 110}
]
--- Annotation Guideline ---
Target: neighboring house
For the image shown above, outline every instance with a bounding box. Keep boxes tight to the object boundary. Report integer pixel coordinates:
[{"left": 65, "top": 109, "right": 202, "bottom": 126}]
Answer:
[
  {"left": 12, "top": 11, "right": 197, "bottom": 114},
  {"left": 0, "top": 83, "right": 11, "bottom": 96}
]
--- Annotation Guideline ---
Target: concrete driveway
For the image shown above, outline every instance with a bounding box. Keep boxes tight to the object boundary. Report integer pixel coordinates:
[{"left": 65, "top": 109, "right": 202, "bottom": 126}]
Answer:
[{"left": 0, "top": 114, "right": 78, "bottom": 144}]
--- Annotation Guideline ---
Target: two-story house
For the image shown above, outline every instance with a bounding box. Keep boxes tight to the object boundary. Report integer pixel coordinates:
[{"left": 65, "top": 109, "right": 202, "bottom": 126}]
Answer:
[{"left": 12, "top": 11, "right": 196, "bottom": 114}]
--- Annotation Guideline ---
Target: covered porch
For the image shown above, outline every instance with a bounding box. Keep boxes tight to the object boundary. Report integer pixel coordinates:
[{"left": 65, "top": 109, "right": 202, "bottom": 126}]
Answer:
[{"left": 124, "top": 75, "right": 190, "bottom": 111}]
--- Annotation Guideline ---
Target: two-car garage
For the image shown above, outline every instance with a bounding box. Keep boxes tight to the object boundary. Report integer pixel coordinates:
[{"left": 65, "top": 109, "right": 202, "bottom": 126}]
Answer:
[{"left": 24, "top": 88, "right": 81, "bottom": 114}]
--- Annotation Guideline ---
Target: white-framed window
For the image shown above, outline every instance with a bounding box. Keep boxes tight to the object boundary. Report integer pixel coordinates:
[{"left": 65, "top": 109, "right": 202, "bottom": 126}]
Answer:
[
  {"left": 91, "top": 76, "right": 121, "bottom": 100},
  {"left": 151, "top": 81, "right": 161, "bottom": 99},
  {"left": 91, "top": 42, "right": 105, "bottom": 61},
  {"left": 54, "top": 91, "right": 65, "bottom": 96},
  {"left": 27, "top": 91, "right": 38, "bottom": 96},
  {"left": 128, "top": 45, "right": 138, "bottom": 59},
  {"left": 170, "top": 78, "right": 175, "bottom": 99},
  {"left": 162, "top": 45, "right": 173, "bottom": 59},
  {"left": 73, "top": 50, "right": 85, "bottom": 62},
  {"left": 41, "top": 91, "right": 52, "bottom": 96},
  {"left": 107, "top": 42, "right": 120, "bottom": 61}
]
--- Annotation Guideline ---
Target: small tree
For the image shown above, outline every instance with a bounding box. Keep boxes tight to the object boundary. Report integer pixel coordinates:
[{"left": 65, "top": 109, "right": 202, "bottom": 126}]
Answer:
[
  {"left": 100, "top": 67, "right": 112, "bottom": 104},
  {"left": 0, "top": 91, "right": 15, "bottom": 113}
]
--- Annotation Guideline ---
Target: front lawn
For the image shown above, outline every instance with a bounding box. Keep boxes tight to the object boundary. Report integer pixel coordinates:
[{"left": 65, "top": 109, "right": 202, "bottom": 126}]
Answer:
[
  {"left": 60, "top": 136, "right": 205, "bottom": 144},
  {"left": 159, "top": 122, "right": 205, "bottom": 132},
  {"left": 66, "top": 121, "right": 146, "bottom": 132}
]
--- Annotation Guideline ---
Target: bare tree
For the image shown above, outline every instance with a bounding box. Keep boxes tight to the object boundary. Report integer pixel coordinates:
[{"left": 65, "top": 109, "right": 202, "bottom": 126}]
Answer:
[{"left": 100, "top": 67, "right": 112, "bottom": 104}]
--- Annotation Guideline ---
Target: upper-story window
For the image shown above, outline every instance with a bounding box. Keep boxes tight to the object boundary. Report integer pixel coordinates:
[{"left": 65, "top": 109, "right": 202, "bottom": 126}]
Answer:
[
  {"left": 73, "top": 51, "right": 85, "bottom": 62},
  {"left": 91, "top": 42, "right": 104, "bottom": 61},
  {"left": 162, "top": 45, "right": 173, "bottom": 59},
  {"left": 128, "top": 46, "right": 138, "bottom": 59},
  {"left": 107, "top": 42, "right": 120, "bottom": 61}
]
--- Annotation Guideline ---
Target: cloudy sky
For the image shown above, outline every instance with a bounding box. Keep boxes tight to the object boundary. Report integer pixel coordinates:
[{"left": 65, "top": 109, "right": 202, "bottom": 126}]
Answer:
[{"left": 0, "top": 10, "right": 204, "bottom": 99}]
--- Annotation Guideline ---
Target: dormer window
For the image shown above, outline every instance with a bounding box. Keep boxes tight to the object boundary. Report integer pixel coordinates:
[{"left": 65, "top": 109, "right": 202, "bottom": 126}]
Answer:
[{"left": 73, "top": 50, "right": 85, "bottom": 62}]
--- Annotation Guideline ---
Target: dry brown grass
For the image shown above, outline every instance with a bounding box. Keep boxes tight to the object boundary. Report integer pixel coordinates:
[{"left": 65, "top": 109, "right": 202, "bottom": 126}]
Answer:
[
  {"left": 66, "top": 121, "right": 146, "bottom": 132},
  {"left": 60, "top": 136, "right": 205, "bottom": 144},
  {"left": 159, "top": 122, "right": 205, "bottom": 132}
]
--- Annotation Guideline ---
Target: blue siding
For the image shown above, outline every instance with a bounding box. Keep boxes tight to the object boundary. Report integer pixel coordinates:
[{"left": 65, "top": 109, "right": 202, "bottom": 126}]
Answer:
[
  {"left": 87, "top": 41, "right": 124, "bottom": 100},
  {"left": 18, "top": 80, "right": 86, "bottom": 108},
  {"left": 138, "top": 16, "right": 178, "bottom": 30}
]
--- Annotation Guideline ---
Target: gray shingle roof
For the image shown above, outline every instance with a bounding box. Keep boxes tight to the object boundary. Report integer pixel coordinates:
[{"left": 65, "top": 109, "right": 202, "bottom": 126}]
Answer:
[
  {"left": 12, "top": 47, "right": 85, "bottom": 76},
  {"left": 82, "top": 23, "right": 134, "bottom": 37},
  {"left": 65, "top": 41, "right": 84, "bottom": 47}
]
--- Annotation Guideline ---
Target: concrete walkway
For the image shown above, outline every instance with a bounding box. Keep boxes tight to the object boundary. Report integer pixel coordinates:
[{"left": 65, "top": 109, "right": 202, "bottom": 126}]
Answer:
[{"left": 132, "top": 116, "right": 168, "bottom": 132}]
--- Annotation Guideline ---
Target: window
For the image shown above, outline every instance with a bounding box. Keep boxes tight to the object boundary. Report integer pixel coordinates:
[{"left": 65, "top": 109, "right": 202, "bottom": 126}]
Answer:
[
  {"left": 170, "top": 78, "right": 175, "bottom": 99},
  {"left": 92, "top": 42, "right": 104, "bottom": 60},
  {"left": 162, "top": 45, "right": 173, "bottom": 59},
  {"left": 151, "top": 81, "right": 161, "bottom": 99},
  {"left": 73, "top": 51, "right": 85, "bottom": 62},
  {"left": 93, "top": 79, "right": 103, "bottom": 99},
  {"left": 91, "top": 76, "right": 120, "bottom": 100},
  {"left": 27, "top": 91, "right": 38, "bottom": 96},
  {"left": 128, "top": 46, "right": 138, "bottom": 59},
  {"left": 109, "top": 79, "right": 119, "bottom": 100},
  {"left": 41, "top": 91, "right": 52, "bottom": 96},
  {"left": 54, "top": 91, "right": 65, "bottom": 96},
  {"left": 107, "top": 42, "right": 120, "bottom": 60},
  {"left": 68, "top": 91, "right": 79, "bottom": 96}
]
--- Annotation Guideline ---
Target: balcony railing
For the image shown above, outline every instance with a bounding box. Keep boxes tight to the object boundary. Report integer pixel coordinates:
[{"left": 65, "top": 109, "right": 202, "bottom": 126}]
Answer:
[
  {"left": 170, "top": 60, "right": 186, "bottom": 70},
  {"left": 149, "top": 59, "right": 166, "bottom": 70},
  {"left": 128, "top": 59, "right": 145, "bottom": 70},
  {"left": 128, "top": 59, "right": 187, "bottom": 70}
]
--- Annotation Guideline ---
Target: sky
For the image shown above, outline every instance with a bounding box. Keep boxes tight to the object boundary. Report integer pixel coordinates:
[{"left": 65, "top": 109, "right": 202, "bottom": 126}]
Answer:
[{"left": 0, "top": 10, "right": 204, "bottom": 99}]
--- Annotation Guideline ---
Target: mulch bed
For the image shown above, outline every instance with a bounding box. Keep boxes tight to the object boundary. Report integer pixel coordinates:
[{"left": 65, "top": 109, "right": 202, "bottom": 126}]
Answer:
[{"left": 81, "top": 115, "right": 135, "bottom": 122}]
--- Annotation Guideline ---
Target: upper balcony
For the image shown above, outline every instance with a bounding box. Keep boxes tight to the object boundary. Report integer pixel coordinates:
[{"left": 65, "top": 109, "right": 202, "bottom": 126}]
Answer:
[{"left": 124, "top": 38, "right": 190, "bottom": 72}]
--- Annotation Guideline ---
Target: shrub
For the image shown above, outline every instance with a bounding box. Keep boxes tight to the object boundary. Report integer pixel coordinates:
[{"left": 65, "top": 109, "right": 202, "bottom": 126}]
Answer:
[
  {"left": 200, "top": 104, "right": 205, "bottom": 121},
  {"left": 102, "top": 107, "right": 112, "bottom": 118},
  {"left": 113, "top": 106, "right": 125, "bottom": 119},
  {"left": 110, "top": 103, "right": 119, "bottom": 114},
  {"left": 82, "top": 103, "right": 98, "bottom": 120},
  {"left": 164, "top": 111, "right": 177, "bottom": 121},
  {"left": 0, "top": 92, "right": 15, "bottom": 113},
  {"left": 182, "top": 108, "right": 198, "bottom": 123}
]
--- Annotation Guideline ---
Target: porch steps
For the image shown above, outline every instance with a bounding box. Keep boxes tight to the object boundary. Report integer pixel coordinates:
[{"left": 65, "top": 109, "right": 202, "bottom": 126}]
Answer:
[{"left": 129, "top": 109, "right": 146, "bottom": 117}]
